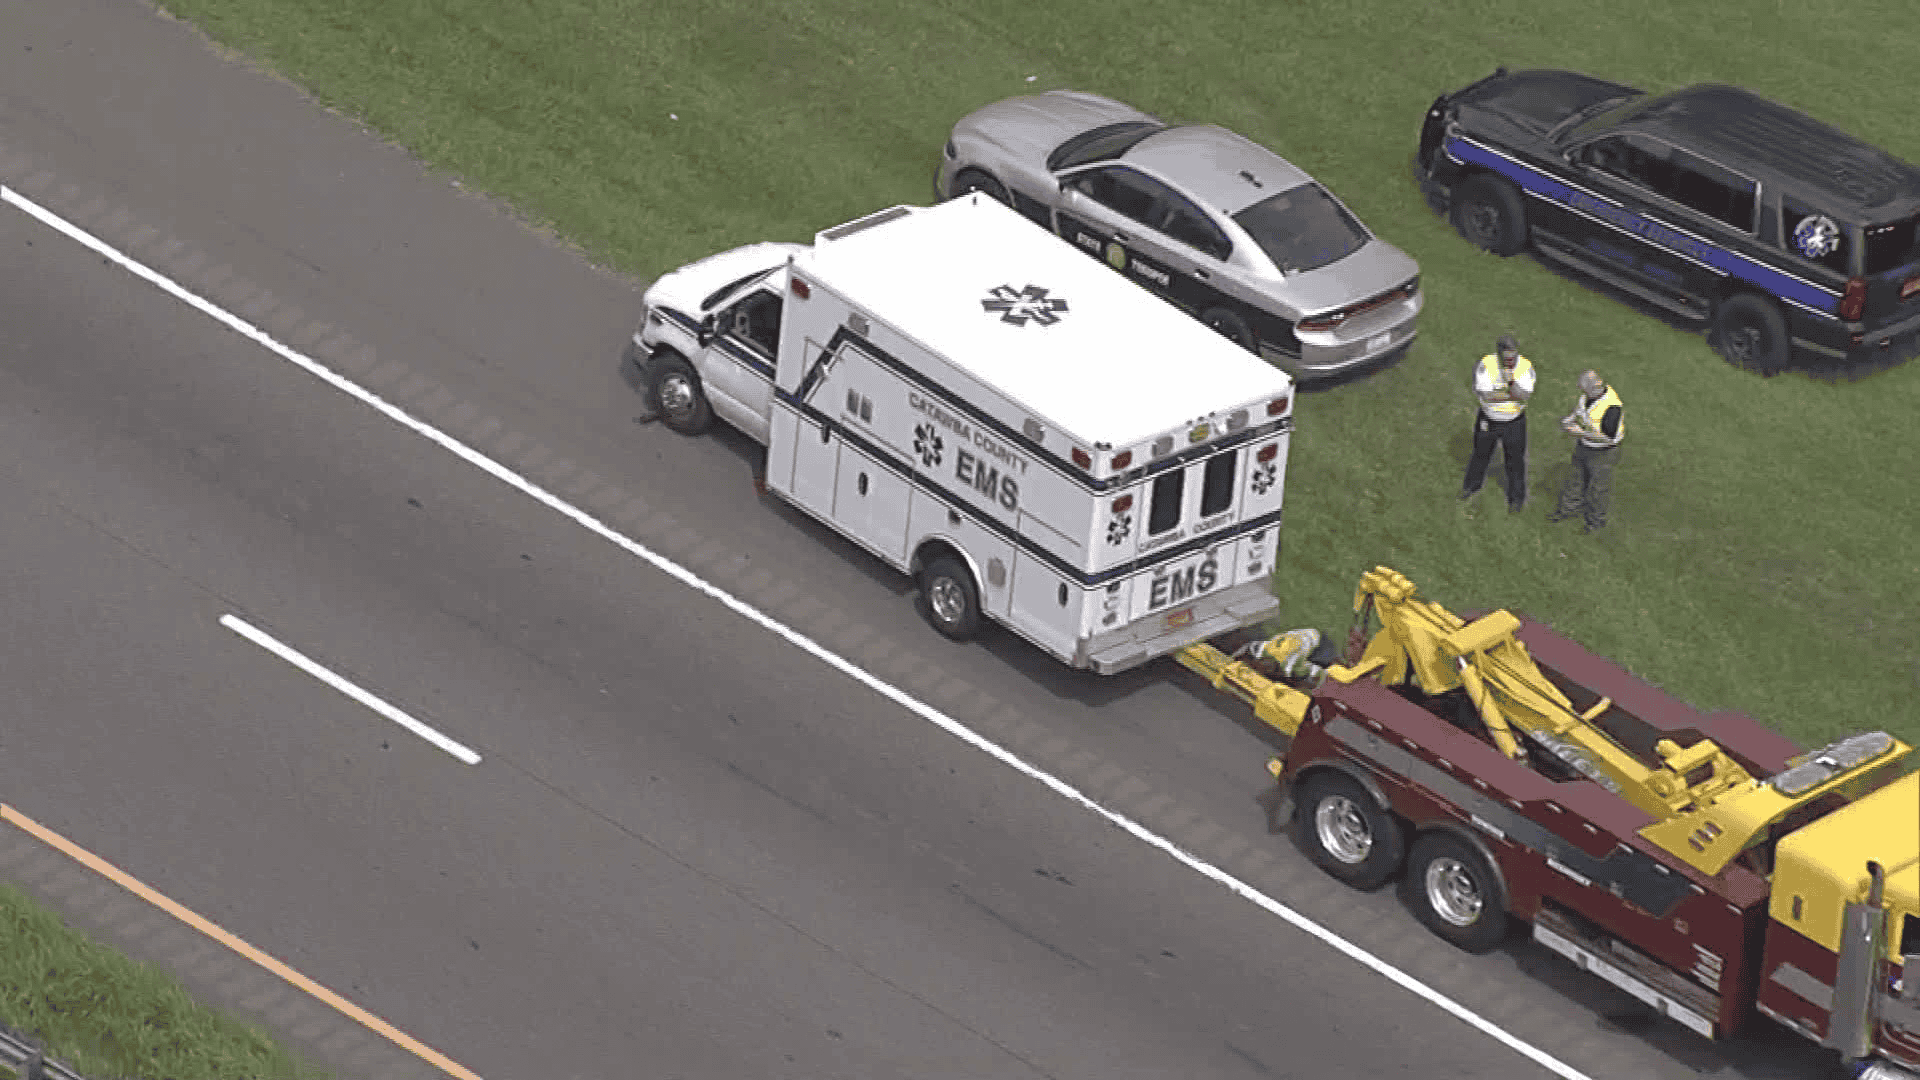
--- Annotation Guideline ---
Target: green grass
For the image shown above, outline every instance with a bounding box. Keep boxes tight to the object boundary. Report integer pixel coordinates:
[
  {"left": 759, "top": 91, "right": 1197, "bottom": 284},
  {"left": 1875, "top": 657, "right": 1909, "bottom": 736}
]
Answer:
[
  {"left": 155, "top": 0, "right": 1920, "bottom": 751},
  {"left": 0, "top": 885, "right": 328, "bottom": 1080}
]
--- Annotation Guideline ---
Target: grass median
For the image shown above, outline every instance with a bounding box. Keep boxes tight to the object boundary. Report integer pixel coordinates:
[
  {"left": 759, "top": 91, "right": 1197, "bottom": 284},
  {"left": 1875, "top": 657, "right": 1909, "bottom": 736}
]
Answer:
[
  {"left": 154, "top": 0, "right": 1920, "bottom": 753},
  {"left": 0, "top": 885, "right": 326, "bottom": 1080}
]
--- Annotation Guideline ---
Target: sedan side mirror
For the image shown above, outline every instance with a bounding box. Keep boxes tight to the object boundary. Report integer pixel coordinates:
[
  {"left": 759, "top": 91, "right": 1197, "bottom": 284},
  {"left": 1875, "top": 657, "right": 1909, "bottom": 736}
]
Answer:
[{"left": 697, "top": 314, "right": 716, "bottom": 346}]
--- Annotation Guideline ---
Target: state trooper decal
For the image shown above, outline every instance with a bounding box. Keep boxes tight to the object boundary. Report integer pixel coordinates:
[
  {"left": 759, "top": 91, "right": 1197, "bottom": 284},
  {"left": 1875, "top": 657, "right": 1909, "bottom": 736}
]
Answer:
[
  {"left": 1792, "top": 213, "right": 1841, "bottom": 260},
  {"left": 982, "top": 284, "right": 1069, "bottom": 327}
]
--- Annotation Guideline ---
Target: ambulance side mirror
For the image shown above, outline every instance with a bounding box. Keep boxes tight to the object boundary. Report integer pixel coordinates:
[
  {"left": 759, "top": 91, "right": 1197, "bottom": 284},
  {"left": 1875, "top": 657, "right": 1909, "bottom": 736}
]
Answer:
[{"left": 696, "top": 314, "right": 716, "bottom": 346}]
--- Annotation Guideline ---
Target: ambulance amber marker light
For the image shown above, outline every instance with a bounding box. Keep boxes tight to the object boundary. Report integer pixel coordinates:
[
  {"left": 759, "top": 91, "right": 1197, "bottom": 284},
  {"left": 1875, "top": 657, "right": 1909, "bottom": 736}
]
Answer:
[
  {"left": 790, "top": 277, "right": 811, "bottom": 299},
  {"left": 1266, "top": 395, "right": 1290, "bottom": 416},
  {"left": 1071, "top": 447, "right": 1092, "bottom": 469}
]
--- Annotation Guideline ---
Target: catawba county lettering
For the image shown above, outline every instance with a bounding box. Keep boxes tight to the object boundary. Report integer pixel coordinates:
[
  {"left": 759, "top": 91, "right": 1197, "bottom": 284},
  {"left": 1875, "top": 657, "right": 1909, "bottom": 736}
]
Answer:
[{"left": 909, "top": 391, "right": 1025, "bottom": 511}]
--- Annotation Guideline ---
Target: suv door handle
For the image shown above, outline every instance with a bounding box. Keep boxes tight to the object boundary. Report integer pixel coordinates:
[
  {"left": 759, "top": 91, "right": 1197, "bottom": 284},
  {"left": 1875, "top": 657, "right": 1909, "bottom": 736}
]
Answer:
[
  {"left": 1112, "top": 231, "right": 1130, "bottom": 242},
  {"left": 1193, "top": 267, "right": 1209, "bottom": 279}
]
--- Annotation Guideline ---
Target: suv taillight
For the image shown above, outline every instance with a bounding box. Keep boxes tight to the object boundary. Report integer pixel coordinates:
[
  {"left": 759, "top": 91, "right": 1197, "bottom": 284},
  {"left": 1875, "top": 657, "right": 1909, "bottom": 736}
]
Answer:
[
  {"left": 1841, "top": 277, "right": 1868, "bottom": 320},
  {"left": 1297, "top": 311, "right": 1344, "bottom": 332}
]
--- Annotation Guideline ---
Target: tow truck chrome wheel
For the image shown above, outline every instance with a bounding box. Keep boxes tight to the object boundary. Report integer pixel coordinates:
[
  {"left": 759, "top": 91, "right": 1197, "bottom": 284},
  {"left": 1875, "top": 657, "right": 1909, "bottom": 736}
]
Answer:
[
  {"left": 1314, "top": 795, "right": 1374, "bottom": 864},
  {"left": 1294, "top": 773, "right": 1405, "bottom": 890},
  {"left": 1424, "top": 857, "right": 1483, "bottom": 927},
  {"left": 1404, "top": 832, "right": 1508, "bottom": 953}
]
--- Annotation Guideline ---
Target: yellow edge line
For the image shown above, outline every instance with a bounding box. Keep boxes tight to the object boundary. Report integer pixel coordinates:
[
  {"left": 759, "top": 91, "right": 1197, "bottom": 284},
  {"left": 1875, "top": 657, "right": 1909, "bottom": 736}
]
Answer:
[{"left": 0, "top": 804, "right": 483, "bottom": 1080}]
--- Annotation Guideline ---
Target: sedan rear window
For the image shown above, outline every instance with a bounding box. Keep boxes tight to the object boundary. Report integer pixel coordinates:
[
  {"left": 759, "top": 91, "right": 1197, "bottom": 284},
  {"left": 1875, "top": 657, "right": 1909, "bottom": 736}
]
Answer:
[
  {"left": 1047, "top": 121, "right": 1166, "bottom": 172},
  {"left": 1233, "top": 185, "right": 1370, "bottom": 274}
]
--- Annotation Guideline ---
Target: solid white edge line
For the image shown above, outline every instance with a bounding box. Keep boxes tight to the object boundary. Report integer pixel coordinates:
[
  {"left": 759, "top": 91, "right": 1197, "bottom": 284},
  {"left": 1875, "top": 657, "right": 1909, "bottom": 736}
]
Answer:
[
  {"left": 220, "top": 614, "right": 482, "bottom": 765},
  {"left": 3, "top": 182, "right": 1595, "bottom": 1080}
]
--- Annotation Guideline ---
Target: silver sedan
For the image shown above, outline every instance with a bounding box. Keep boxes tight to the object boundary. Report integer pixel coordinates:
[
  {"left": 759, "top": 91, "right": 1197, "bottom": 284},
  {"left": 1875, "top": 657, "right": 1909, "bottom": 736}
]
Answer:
[{"left": 939, "top": 91, "right": 1422, "bottom": 378}]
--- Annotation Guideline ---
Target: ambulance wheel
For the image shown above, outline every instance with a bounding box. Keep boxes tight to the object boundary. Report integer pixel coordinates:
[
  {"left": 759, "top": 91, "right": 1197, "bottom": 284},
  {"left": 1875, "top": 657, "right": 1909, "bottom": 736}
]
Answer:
[
  {"left": 1201, "top": 308, "right": 1256, "bottom": 352},
  {"left": 1451, "top": 174, "right": 1528, "bottom": 256},
  {"left": 648, "top": 355, "right": 713, "bottom": 436},
  {"left": 918, "top": 555, "right": 982, "bottom": 641},
  {"left": 1712, "top": 292, "right": 1789, "bottom": 375},
  {"left": 1294, "top": 772, "right": 1404, "bottom": 890},
  {"left": 948, "top": 168, "right": 1009, "bottom": 206},
  {"left": 1404, "top": 832, "right": 1509, "bottom": 954}
]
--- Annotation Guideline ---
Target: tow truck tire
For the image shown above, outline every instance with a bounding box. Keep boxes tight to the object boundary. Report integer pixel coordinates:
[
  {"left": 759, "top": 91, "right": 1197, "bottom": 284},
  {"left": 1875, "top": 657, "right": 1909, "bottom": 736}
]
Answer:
[
  {"left": 1201, "top": 308, "right": 1256, "bottom": 352},
  {"left": 1293, "top": 772, "right": 1405, "bottom": 890},
  {"left": 1450, "top": 174, "right": 1528, "bottom": 256},
  {"left": 948, "top": 168, "right": 1010, "bottom": 206},
  {"left": 918, "top": 555, "right": 983, "bottom": 641},
  {"left": 1711, "top": 292, "right": 1789, "bottom": 375},
  {"left": 1404, "top": 832, "right": 1509, "bottom": 954},
  {"left": 648, "top": 354, "right": 713, "bottom": 436}
]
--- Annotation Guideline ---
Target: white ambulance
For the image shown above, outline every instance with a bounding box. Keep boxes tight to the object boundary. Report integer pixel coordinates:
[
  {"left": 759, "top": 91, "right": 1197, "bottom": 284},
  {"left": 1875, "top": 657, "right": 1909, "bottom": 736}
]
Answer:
[{"left": 631, "top": 195, "right": 1294, "bottom": 673}]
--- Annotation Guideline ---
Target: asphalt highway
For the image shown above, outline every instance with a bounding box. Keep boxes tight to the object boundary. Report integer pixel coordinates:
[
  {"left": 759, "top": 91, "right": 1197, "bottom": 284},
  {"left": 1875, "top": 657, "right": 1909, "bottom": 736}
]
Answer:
[{"left": 0, "top": 2, "right": 1841, "bottom": 1079}]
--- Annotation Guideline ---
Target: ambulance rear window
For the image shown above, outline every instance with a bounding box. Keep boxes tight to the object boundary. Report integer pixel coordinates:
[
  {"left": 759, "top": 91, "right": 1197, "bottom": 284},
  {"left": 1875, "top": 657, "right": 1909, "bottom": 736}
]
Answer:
[
  {"left": 1148, "top": 470, "right": 1184, "bottom": 535},
  {"left": 1200, "top": 451, "right": 1236, "bottom": 517}
]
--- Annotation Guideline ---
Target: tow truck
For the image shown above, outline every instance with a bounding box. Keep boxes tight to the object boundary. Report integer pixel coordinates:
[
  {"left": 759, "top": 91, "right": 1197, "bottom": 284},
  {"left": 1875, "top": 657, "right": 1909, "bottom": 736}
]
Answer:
[{"left": 1177, "top": 567, "right": 1919, "bottom": 1079}]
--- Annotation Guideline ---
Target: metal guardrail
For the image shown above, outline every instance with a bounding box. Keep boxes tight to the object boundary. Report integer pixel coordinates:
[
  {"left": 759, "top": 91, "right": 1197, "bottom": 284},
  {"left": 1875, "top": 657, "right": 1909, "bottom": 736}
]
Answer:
[{"left": 0, "top": 1020, "right": 87, "bottom": 1080}]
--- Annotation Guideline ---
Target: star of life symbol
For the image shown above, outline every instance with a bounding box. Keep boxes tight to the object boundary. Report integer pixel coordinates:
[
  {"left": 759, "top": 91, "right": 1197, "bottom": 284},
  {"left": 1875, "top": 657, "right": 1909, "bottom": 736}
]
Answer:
[
  {"left": 982, "top": 284, "right": 1069, "bottom": 326},
  {"left": 913, "top": 423, "right": 944, "bottom": 468},
  {"left": 1106, "top": 511, "right": 1133, "bottom": 546},
  {"left": 1250, "top": 460, "right": 1278, "bottom": 496},
  {"left": 1792, "top": 213, "right": 1840, "bottom": 259}
]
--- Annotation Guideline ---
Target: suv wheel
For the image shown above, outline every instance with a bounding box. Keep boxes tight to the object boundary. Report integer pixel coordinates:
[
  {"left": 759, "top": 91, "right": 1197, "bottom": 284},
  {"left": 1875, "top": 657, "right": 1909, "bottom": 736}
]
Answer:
[
  {"left": 948, "top": 168, "right": 1010, "bottom": 206},
  {"left": 1451, "top": 175, "right": 1528, "bottom": 256},
  {"left": 1712, "top": 293, "right": 1789, "bottom": 374}
]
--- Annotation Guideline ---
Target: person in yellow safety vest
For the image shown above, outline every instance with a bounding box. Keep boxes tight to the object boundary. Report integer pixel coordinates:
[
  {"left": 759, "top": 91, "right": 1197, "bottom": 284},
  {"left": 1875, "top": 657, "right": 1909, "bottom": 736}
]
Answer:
[
  {"left": 1550, "top": 369, "right": 1625, "bottom": 533},
  {"left": 1461, "top": 334, "right": 1536, "bottom": 512}
]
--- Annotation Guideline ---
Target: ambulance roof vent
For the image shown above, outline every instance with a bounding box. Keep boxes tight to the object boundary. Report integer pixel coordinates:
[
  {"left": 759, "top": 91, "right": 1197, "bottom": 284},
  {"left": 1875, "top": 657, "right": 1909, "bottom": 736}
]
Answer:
[
  {"left": 1151, "top": 435, "right": 1175, "bottom": 459},
  {"left": 1022, "top": 418, "right": 1046, "bottom": 442},
  {"left": 818, "top": 205, "right": 913, "bottom": 242},
  {"left": 846, "top": 312, "right": 870, "bottom": 336}
]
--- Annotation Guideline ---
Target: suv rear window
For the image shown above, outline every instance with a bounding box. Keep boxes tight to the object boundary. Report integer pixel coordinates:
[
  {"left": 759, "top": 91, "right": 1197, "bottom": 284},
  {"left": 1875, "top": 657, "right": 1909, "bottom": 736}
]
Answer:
[
  {"left": 1047, "top": 121, "right": 1166, "bottom": 172},
  {"left": 1233, "top": 185, "right": 1370, "bottom": 273},
  {"left": 1865, "top": 215, "right": 1920, "bottom": 275}
]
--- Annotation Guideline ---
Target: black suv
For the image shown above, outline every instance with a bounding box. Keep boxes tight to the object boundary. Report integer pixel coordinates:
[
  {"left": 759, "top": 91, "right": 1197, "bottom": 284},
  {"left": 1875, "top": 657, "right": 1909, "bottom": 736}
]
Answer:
[{"left": 1417, "top": 68, "right": 1920, "bottom": 372}]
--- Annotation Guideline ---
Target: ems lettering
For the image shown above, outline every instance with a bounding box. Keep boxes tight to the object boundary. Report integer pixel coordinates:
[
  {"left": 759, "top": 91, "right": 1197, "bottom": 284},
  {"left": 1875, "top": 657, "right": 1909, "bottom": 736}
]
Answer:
[
  {"left": 1150, "top": 558, "right": 1220, "bottom": 609},
  {"left": 956, "top": 449, "right": 1021, "bottom": 511}
]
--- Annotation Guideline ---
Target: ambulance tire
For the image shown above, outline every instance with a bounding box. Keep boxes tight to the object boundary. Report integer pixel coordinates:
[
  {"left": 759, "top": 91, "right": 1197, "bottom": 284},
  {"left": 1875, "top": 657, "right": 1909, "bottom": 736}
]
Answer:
[
  {"left": 648, "top": 355, "right": 713, "bottom": 436},
  {"left": 918, "top": 555, "right": 982, "bottom": 641},
  {"left": 1451, "top": 174, "right": 1528, "bottom": 256},
  {"left": 948, "top": 168, "right": 1010, "bottom": 206},
  {"left": 1201, "top": 308, "right": 1255, "bottom": 353},
  {"left": 1403, "top": 832, "right": 1509, "bottom": 954},
  {"left": 1293, "top": 772, "right": 1405, "bottom": 891}
]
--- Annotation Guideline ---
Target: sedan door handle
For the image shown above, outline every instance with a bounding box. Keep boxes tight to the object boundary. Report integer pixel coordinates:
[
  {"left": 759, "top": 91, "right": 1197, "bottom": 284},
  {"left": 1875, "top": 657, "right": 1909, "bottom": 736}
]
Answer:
[
  {"left": 1192, "top": 267, "right": 1209, "bottom": 279},
  {"left": 1112, "top": 231, "right": 1130, "bottom": 242}
]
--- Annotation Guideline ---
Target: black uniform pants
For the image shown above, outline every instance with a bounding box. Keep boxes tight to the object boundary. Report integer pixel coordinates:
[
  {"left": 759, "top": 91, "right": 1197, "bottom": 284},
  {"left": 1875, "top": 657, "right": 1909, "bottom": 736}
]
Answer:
[{"left": 1463, "top": 413, "right": 1527, "bottom": 506}]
